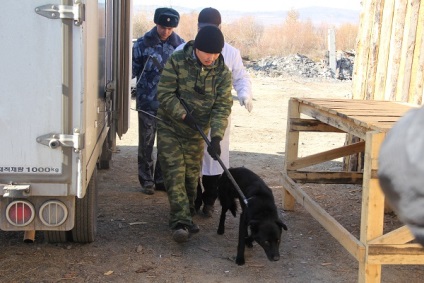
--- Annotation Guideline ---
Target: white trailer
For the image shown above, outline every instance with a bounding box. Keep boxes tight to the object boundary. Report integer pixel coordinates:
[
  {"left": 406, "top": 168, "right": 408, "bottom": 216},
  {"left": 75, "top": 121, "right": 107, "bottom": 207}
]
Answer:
[{"left": 0, "top": 0, "right": 132, "bottom": 243}]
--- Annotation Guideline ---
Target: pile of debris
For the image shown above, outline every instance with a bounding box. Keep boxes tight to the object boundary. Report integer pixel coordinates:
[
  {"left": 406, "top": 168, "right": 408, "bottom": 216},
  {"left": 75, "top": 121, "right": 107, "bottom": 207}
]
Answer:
[{"left": 246, "top": 53, "right": 354, "bottom": 80}]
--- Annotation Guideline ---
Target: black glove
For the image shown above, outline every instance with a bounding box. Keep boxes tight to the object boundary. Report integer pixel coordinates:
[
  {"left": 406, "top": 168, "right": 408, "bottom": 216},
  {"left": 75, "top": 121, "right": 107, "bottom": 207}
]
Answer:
[
  {"left": 183, "top": 112, "right": 199, "bottom": 131},
  {"left": 207, "top": 137, "right": 221, "bottom": 160}
]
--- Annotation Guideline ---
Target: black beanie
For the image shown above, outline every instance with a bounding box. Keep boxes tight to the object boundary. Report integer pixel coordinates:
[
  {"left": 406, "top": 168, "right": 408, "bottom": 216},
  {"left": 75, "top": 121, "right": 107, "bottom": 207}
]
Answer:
[
  {"left": 198, "top": 7, "right": 221, "bottom": 28},
  {"left": 154, "top": 8, "right": 180, "bottom": 28},
  {"left": 194, "top": 25, "right": 224, "bottom": 54}
]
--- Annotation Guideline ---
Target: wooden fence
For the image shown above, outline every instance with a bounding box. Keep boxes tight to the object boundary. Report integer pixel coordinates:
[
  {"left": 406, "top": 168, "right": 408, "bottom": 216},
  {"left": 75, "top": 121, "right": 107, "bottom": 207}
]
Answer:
[{"left": 352, "top": 0, "right": 424, "bottom": 105}]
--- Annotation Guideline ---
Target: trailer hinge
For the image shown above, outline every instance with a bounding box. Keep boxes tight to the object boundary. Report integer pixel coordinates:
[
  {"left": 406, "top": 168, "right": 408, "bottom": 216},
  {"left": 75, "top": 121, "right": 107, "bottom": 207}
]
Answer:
[
  {"left": 35, "top": 0, "right": 85, "bottom": 26},
  {"left": 3, "top": 184, "right": 31, "bottom": 198},
  {"left": 36, "top": 129, "right": 84, "bottom": 152}
]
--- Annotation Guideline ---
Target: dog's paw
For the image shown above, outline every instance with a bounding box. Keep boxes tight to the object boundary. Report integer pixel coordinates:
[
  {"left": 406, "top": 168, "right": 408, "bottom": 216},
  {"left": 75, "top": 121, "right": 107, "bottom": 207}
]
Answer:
[
  {"left": 217, "top": 228, "right": 224, "bottom": 235},
  {"left": 235, "top": 256, "right": 245, "bottom": 265}
]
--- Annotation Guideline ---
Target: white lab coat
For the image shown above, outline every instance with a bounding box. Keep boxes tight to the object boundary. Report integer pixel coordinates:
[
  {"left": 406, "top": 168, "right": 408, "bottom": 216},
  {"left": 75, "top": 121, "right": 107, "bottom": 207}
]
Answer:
[{"left": 175, "top": 42, "right": 253, "bottom": 175}]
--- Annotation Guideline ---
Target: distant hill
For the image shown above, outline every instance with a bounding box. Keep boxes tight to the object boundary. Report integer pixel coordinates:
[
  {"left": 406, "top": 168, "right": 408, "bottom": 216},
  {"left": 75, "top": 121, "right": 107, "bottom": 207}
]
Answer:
[{"left": 134, "top": 5, "right": 361, "bottom": 26}]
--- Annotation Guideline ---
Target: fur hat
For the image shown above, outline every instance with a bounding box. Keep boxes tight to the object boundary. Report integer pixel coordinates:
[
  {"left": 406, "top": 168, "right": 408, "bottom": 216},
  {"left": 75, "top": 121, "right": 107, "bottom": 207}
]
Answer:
[
  {"left": 198, "top": 7, "right": 221, "bottom": 28},
  {"left": 194, "top": 25, "right": 224, "bottom": 54},
  {"left": 154, "top": 8, "right": 180, "bottom": 28}
]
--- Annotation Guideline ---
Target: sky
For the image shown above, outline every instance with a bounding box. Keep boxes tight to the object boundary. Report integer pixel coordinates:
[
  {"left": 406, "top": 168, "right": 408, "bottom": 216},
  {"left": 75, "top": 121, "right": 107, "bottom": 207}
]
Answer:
[{"left": 133, "top": 0, "right": 362, "bottom": 12}]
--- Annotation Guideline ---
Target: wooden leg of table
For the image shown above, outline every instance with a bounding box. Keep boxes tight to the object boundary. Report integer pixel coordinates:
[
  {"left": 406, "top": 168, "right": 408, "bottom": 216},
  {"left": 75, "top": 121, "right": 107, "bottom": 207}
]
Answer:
[
  {"left": 282, "top": 186, "right": 295, "bottom": 211},
  {"left": 358, "top": 132, "right": 386, "bottom": 283},
  {"left": 282, "top": 98, "right": 300, "bottom": 211},
  {"left": 358, "top": 264, "right": 381, "bottom": 283}
]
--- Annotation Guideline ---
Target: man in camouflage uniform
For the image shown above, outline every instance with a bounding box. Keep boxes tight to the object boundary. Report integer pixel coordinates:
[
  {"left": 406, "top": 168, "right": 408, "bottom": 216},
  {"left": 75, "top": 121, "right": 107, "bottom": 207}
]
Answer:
[
  {"left": 157, "top": 26, "right": 232, "bottom": 243},
  {"left": 176, "top": 7, "right": 253, "bottom": 218},
  {"left": 132, "top": 8, "right": 184, "bottom": 195}
]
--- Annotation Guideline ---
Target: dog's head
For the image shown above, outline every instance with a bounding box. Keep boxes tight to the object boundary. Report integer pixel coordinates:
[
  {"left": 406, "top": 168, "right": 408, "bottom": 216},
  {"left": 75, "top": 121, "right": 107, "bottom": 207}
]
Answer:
[{"left": 249, "top": 219, "right": 288, "bottom": 261}]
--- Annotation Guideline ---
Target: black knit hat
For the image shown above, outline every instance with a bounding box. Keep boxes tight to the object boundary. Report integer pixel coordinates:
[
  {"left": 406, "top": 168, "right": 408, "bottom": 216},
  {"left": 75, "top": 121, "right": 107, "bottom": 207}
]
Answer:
[
  {"left": 154, "top": 8, "right": 180, "bottom": 28},
  {"left": 198, "top": 7, "right": 221, "bottom": 28},
  {"left": 194, "top": 25, "right": 224, "bottom": 54}
]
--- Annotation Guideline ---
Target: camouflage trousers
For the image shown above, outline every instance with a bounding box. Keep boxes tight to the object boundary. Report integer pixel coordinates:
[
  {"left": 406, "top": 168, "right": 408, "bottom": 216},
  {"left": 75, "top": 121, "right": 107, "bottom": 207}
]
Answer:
[{"left": 157, "top": 125, "right": 204, "bottom": 229}]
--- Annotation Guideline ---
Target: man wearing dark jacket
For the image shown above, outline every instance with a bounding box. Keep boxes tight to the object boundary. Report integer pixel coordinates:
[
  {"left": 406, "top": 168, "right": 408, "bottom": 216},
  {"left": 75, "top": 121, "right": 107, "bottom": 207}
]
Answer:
[{"left": 132, "top": 8, "right": 185, "bottom": 195}]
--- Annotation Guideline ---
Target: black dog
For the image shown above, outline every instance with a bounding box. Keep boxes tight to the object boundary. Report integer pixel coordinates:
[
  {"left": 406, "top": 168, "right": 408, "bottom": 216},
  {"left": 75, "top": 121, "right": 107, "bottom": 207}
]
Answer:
[{"left": 217, "top": 167, "right": 288, "bottom": 265}]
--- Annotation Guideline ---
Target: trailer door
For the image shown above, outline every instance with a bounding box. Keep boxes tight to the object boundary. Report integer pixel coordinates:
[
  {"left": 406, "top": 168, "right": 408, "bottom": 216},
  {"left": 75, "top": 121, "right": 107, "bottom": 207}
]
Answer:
[{"left": 0, "top": 0, "right": 76, "bottom": 181}]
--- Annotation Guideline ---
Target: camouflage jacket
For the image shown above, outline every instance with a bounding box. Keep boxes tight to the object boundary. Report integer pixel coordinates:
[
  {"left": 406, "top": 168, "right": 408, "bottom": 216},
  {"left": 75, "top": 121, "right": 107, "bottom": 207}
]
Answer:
[
  {"left": 157, "top": 41, "right": 233, "bottom": 140},
  {"left": 132, "top": 27, "right": 184, "bottom": 113}
]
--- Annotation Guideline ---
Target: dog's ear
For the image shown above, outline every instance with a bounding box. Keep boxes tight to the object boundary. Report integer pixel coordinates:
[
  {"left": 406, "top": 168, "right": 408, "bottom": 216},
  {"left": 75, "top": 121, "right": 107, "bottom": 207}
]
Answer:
[{"left": 277, "top": 219, "right": 288, "bottom": 231}]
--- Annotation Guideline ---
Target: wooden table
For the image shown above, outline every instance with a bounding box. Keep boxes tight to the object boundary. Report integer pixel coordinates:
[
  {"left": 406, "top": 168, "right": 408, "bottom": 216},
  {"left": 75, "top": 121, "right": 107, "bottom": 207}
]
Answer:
[{"left": 281, "top": 98, "right": 424, "bottom": 283}]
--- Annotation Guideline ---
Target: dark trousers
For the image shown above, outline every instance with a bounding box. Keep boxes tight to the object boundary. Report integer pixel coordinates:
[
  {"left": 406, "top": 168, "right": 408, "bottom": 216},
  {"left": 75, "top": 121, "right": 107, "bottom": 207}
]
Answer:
[
  {"left": 195, "top": 174, "right": 221, "bottom": 210},
  {"left": 138, "top": 112, "right": 163, "bottom": 187}
]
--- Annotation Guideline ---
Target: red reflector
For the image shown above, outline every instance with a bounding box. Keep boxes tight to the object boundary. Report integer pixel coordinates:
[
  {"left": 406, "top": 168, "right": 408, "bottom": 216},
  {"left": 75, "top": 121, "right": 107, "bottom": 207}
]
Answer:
[{"left": 6, "top": 201, "right": 35, "bottom": 226}]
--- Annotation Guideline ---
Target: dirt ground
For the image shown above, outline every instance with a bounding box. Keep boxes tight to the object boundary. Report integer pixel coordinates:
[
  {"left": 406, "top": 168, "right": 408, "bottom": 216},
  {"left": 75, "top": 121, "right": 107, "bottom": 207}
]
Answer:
[{"left": 1, "top": 77, "right": 423, "bottom": 282}]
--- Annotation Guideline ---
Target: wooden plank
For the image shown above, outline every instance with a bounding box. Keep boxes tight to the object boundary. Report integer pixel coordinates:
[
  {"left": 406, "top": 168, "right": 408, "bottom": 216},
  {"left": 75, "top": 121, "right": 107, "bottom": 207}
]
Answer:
[
  {"left": 345, "top": 116, "right": 406, "bottom": 122},
  {"left": 369, "top": 226, "right": 415, "bottom": 245},
  {"left": 288, "top": 141, "right": 365, "bottom": 170},
  {"left": 409, "top": 0, "right": 424, "bottom": 105},
  {"left": 285, "top": 98, "right": 301, "bottom": 171},
  {"left": 297, "top": 97, "right": 413, "bottom": 110},
  {"left": 298, "top": 103, "right": 369, "bottom": 139},
  {"left": 359, "top": 131, "right": 386, "bottom": 283},
  {"left": 280, "top": 172, "right": 365, "bottom": 261},
  {"left": 363, "top": 133, "right": 386, "bottom": 233},
  {"left": 283, "top": 98, "right": 301, "bottom": 211},
  {"left": 374, "top": 0, "right": 395, "bottom": 100},
  {"left": 368, "top": 244, "right": 424, "bottom": 264},
  {"left": 287, "top": 171, "right": 363, "bottom": 184},
  {"left": 324, "top": 108, "right": 408, "bottom": 115},
  {"left": 384, "top": 1, "right": 408, "bottom": 100},
  {"left": 290, "top": 118, "right": 345, "bottom": 132},
  {"left": 295, "top": 99, "right": 413, "bottom": 131},
  {"left": 365, "top": 0, "right": 384, "bottom": 100},
  {"left": 352, "top": 0, "right": 375, "bottom": 100},
  {"left": 295, "top": 98, "right": 411, "bottom": 113},
  {"left": 396, "top": 0, "right": 420, "bottom": 102},
  {"left": 282, "top": 186, "right": 296, "bottom": 211}
]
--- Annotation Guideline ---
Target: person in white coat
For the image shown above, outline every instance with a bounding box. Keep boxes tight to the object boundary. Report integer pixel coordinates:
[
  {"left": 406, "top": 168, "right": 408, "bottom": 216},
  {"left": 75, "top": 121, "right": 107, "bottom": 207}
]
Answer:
[{"left": 175, "top": 7, "right": 253, "bottom": 217}]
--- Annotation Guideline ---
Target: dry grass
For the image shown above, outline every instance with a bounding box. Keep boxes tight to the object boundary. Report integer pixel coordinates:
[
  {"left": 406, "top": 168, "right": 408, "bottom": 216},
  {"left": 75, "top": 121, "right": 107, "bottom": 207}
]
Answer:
[{"left": 132, "top": 9, "right": 359, "bottom": 61}]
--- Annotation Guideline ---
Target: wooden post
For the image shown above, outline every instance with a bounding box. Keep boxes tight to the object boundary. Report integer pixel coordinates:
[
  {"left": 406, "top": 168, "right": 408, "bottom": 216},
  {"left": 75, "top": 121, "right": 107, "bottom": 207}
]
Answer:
[
  {"left": 282, "top": 98, "right": 300, "bottom": 211},
  {"left": 409, "top": 1, "right": 424, "bottom": 105},
  {"left": 365, "top": 0, "right": 384, "bottom": 100},
  {"left": 358, "top": 132, "right": 386, "bottom": 283},
  {"left": 396, "top": 0, "right": 420, "bottom": 102},
  {"left": 352, "top": 0, "right": 376, "bottom": 99},
  {"left": 384, "top": 1, "right": 408, "bottom": 100},
  {"left": 328, "top": 28, "right": 337, "bottom": 75},
  {"left": 374, "top": 0, "right": 395, "bottom": 100}
]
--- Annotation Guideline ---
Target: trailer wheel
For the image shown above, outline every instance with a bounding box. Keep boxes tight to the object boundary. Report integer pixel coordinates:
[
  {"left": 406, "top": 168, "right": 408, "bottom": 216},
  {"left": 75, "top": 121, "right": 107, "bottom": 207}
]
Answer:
[
  {"left": 44, "top": 230, "right": 71, "bottom": 243},
  {"left": 44, "top": 168, "right": 98, "bottom": 244},
  {"left": 70, "top": 168, "right": 98, "bottom": 243},
  {"left": 98, "top": 136, "right": 112, "bottom": 170}
]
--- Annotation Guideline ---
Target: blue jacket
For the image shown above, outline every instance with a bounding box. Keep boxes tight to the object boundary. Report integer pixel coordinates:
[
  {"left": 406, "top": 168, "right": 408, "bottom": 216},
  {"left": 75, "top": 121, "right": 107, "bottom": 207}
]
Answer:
[{"left": 132, "top": 27, "right": 184, "bottom": 113}]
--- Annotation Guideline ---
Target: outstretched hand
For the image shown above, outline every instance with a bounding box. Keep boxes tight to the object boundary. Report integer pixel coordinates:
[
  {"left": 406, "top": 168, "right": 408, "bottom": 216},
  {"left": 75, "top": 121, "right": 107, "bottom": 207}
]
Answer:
[{"left": 240, "top": 97, "right": 253, "bottom": 112}]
